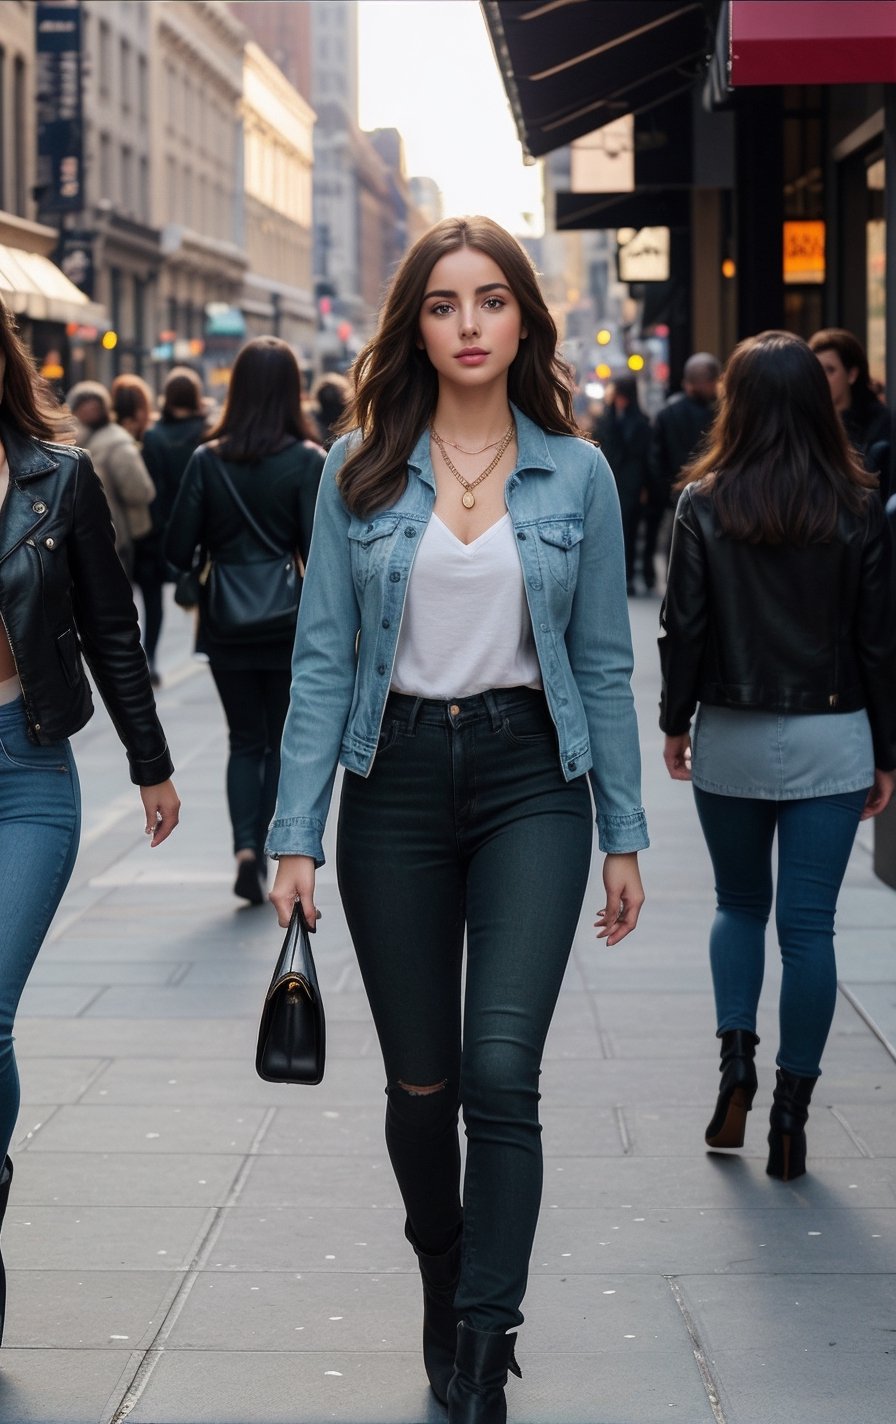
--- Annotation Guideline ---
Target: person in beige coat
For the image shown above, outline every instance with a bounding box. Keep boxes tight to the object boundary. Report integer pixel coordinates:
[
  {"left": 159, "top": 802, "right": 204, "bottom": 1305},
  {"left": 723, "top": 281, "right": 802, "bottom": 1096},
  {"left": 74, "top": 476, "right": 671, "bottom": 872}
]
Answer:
[{"left": 66, "top": 381, "right": 155, "bottom": 578}]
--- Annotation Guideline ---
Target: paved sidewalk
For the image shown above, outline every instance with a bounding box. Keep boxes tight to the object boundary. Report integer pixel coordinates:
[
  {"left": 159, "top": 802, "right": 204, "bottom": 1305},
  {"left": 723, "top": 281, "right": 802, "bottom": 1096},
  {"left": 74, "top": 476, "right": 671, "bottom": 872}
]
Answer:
[{"left": 1, "top": 590, "right": 895, "bottom": 1424}]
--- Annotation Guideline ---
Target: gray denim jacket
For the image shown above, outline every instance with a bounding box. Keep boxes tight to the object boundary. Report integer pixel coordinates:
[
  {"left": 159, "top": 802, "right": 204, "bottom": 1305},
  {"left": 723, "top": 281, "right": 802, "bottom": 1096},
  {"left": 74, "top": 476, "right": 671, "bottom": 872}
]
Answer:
[{"left": 267, "top": 405, "right": 648, "bottom": 865}]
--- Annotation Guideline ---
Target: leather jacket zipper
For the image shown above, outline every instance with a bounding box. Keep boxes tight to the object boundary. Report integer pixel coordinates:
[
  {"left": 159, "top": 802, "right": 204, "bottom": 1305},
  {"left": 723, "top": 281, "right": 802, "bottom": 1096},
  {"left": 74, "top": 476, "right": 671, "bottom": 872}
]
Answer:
[{"left": 0, "top": 579, "right": 40, "bottom": 735}]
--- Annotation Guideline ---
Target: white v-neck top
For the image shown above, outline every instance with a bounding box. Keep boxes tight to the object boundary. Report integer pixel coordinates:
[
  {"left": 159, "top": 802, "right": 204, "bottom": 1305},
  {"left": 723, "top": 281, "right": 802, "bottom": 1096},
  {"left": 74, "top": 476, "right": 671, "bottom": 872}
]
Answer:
[{"left": 391, "top": 512, "right": 542, "bottom": 699}]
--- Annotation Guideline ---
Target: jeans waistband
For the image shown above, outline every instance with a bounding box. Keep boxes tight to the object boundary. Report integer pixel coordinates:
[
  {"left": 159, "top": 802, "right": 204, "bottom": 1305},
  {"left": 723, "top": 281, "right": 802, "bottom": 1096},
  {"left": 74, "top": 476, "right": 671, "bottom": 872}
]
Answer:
[{"left": 385, "top": 685, "right": 547, "bottom": 732}]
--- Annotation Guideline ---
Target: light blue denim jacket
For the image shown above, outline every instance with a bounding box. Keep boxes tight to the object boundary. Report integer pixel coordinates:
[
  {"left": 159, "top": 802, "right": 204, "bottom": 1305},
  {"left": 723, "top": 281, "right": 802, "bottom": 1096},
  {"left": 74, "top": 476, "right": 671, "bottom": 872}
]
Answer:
[{"left": 267, "top": 406, "right": 648, "bottom": 865}]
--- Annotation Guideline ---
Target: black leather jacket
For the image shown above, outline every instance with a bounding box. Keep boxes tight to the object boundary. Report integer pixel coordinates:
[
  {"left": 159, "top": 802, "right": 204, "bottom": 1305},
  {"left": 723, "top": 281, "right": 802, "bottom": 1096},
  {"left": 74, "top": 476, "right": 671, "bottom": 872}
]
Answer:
[
  {"left": 659, "top": 483, "right": 896, "bottom": 769},
  {"left": 0, "top": 419, "right": 173, "bottom": 784}
]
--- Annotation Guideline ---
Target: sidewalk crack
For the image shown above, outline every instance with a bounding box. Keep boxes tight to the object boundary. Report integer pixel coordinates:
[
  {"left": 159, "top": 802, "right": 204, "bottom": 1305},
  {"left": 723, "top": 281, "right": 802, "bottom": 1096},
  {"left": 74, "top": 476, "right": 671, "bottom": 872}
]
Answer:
[{"left": 665, "top": 1274, "right": 728, "bottom": 1423}]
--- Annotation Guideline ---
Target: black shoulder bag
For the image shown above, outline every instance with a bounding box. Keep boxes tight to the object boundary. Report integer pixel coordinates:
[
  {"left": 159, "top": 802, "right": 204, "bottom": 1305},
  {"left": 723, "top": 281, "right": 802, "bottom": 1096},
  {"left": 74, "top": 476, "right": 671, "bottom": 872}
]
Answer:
[{"left": 202, "top": 453, "right": 300, "bottom": 643}]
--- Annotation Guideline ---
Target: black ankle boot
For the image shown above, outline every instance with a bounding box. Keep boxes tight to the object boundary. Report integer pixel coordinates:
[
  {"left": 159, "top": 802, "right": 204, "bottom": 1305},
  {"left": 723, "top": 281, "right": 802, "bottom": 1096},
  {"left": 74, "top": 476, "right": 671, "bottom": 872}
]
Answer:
[
  {"left": 447, "top": 1321, "right": 522, "bottom": 1424},
  {"left": 406, "top": 1222, "right": 462, "bottom": 1404},
  {"left": 767, "top": 1068, "right": 817, "bottom": 1181},
  {"left": 0, "top": 1156, "right": 13, "bottom": 1348},
  {"left": 705, "top": 1029, "right": 759, "bottom": 1148}
]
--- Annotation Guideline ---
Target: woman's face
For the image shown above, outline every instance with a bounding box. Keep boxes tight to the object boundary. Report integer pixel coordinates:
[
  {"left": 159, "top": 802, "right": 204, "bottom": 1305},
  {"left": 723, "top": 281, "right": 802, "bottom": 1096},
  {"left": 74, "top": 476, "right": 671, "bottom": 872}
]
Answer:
[
  {"left": 417, "top": 246, "right": 526, "bottom": 391},
  {"left": 815, "top": 347, "right": 858, "bottom": 412}
]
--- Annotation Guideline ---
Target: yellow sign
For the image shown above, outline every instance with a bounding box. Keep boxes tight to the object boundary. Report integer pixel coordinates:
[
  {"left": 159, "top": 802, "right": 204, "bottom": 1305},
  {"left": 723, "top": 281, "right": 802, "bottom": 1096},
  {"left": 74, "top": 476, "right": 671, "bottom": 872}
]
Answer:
[{"left": 783, "top": 221, "right": 825, "bottom": 285}]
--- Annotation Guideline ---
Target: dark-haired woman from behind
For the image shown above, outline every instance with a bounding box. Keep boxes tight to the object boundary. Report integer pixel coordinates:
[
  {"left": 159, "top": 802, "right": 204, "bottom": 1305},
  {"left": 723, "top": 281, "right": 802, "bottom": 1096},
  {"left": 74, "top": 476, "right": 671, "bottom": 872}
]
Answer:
[
  {"left": 659, "top": 331, "right": 896, "bottom": 1182},
  {"left": 166, "top": 338, "right": 324, "bottom": 905}
]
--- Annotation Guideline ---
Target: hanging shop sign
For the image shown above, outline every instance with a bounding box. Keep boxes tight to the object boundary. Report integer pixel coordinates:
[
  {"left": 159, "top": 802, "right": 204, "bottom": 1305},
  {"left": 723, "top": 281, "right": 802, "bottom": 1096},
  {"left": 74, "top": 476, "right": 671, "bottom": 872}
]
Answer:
[
  {"left": 617, "top": 227, "right": 670, "bottom": 283},
  {"left": 783, "top": 221, "right": 825, "bottom": 285},
  {"left": 35, "top": 3, "right": 84, "bottom": 216}
]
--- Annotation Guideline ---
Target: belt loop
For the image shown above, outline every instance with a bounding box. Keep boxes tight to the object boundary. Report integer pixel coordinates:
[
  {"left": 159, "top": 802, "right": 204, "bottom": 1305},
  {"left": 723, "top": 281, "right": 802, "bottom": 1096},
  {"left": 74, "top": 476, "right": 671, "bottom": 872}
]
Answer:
[
  {"left": 406, "top": 697, "right": 424, "bottom": 734},
  {"left": 482, "top": 689, "right": 502, "bottom": 731}
]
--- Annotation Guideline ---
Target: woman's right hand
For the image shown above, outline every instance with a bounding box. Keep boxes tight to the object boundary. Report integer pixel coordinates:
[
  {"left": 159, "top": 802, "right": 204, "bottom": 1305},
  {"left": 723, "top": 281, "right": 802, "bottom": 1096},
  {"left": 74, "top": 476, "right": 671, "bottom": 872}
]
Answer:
[
  {"left": 860, "top": 768, "right": 895, "bottom": 821},
  {"left": 269, "top": 854, "right": 320, "bottom": 929}
]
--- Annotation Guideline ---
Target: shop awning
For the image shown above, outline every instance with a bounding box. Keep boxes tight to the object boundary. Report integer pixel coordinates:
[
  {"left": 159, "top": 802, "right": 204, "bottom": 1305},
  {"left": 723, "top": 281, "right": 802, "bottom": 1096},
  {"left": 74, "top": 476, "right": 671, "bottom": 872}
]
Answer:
[
  {"left": 0, "top": 244, "right": 106, "bottom": 327},
  {"left": 730, "top": 1, "right": 896, "bottom": 86},
  {"left": 482, "top": 0, "right": 712, "bottom": 158}
]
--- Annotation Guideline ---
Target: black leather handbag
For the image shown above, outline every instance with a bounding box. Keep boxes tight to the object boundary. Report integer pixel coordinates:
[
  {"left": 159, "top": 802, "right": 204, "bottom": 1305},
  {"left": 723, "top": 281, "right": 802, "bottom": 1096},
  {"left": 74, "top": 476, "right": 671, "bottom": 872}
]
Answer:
[
  {"left": 256, "top": 903, "right": 326, "bottom": 1084},
  {"left": 202, "top": 454, "right": 300, "bottom": 643}
]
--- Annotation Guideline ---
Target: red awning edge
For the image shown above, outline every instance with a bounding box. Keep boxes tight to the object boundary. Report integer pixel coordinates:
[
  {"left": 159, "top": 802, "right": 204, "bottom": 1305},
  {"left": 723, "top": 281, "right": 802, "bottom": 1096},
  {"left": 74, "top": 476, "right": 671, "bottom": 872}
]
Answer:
[{"left": 731, "top": 0, "right": 896, "bottom": 87}]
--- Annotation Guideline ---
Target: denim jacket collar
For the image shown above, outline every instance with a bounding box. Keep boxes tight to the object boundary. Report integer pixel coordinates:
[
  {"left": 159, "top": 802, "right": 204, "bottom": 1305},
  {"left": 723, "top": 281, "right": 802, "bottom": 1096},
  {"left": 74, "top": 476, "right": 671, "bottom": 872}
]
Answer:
[{"left": 406, "top": 403, "right": 557, "bottom": 489}]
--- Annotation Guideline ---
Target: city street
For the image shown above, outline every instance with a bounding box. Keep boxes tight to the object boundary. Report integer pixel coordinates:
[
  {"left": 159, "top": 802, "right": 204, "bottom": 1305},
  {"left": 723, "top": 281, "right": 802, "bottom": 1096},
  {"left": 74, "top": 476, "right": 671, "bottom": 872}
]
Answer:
[{"left": 1, "top": 590, "right": 895, "bottom": 1424}]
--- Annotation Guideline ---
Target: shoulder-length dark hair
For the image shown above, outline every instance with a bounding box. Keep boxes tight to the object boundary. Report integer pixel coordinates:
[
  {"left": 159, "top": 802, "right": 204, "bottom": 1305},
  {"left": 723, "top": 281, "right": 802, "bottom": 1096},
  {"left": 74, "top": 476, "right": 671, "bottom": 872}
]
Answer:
[
  {"left": 205, "top": 336, "right": 316, "bottom": 462},
  {"left": 338, "top": 215, "right": 578, "bottom": 515},
  {"left": 680, "top": 331, "right": 875, "bottom": 544},
  {"left": 0, "top": 296, "right": 72, "bottom": 441}
]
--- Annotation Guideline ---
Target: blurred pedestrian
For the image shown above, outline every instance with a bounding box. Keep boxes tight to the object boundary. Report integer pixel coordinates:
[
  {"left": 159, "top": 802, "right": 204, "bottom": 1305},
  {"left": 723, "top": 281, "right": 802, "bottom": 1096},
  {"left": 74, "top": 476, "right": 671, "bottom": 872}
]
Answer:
[
  {"left": 110, "top": 375, "right": 166, "bottom": 680},
  {"left": 268, "top": 215, "right": 647, "bottom": 1420},
  {"left": 110, "top": 373, "right": 154, "bottom": 442},
  {"left": 67, "top": 380, "right": 155, "bottom": 579},
  {"left": 809, "top": 328, "right": 892, "bottom": 495},
  {"left": 593, "top": 375, "right": 651, "bottom": 593},
  {"left": 166, "top": 338, "right": 324, "bottom": 907},
  {"left": 0, "top": 296, "right": 180, "bottom": 1345},
  {"left": 659, "top": 331, "right": 896, "bottom": 1182},
  {"left": 650, "top": 352, "right": 720, "bottom": 577},
  {"left": 310, "top": 371, "right": 351, "bottom": 449},
  {"left": 137, "top": 368, "right": 210, "bottom": 684}
]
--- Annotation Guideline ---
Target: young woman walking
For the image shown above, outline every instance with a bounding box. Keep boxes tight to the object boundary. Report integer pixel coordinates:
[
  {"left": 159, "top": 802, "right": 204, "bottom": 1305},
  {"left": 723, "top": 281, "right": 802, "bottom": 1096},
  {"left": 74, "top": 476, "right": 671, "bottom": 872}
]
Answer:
[
  {"left": 166, "top": 338, "right": 324, "bottom": 906},
  {"left": 0, "top": 296, "right": 180, "bottom": 1345},
  {"left": 268, "top": 216, "right": 647, "bottom": 1422},
  {"left": 660, "top": 331, "right": 896, "bottom": 1182}
]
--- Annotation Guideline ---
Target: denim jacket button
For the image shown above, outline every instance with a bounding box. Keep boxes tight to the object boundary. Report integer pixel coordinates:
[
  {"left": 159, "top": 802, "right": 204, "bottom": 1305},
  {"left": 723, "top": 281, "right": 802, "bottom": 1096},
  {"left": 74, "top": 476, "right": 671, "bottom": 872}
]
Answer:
[
  {"left": 377, "top": 664, "right": 386, "bottom": 675},
  {"left": 404, "top": 526, "right": 416, "bottom": 537},
  {"left": 517, "top": 531, "right": 527, "bottom": 541},
  {"left": 366, "top": 523, "right": 374, "bottom": 532},
  {"left": 389, "top": 571, "right": 400, "bottom": 582},
  {"left": 567, "top": 759, "right": 577, "bottom": 771},
  {"left": 382, "top": 618, "right": 390, "bottom": 629}
]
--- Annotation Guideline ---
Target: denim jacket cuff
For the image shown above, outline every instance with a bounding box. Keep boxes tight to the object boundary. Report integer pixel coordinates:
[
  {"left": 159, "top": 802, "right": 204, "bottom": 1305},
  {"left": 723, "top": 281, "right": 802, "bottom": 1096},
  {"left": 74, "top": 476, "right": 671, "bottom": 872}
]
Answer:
[
  {"left": 265, "top": 815, "right": 326, "bottom": 868},
  {"left": 597, "top": 807, "right": 649, "bottom": 854}
]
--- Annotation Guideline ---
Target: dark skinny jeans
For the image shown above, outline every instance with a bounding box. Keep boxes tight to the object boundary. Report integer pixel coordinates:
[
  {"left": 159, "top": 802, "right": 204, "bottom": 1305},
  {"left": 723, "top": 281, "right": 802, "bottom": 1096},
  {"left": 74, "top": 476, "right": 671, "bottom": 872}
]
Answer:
[
  {"left": 210, "top": 666, "right": 292, "bottom": 858},
  {"left": 336, "top": 687, "right": 594, "bottom": 1332}
]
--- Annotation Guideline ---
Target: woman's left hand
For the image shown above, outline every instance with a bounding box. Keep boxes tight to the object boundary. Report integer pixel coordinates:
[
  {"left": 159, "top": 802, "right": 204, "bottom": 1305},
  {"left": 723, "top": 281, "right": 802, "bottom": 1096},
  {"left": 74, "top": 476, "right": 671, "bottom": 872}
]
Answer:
[
  {"left": 663, "top": 732, "right": 692, "bottom": 780},
  {"left": 860, "top": 768, "right": 895, "bottom": 821},
  {"left": 140, "top": 780, "right": 181, "bottom": 846},
  {"left": 595, "top": 852, "right": 645, "bottom": 946}
]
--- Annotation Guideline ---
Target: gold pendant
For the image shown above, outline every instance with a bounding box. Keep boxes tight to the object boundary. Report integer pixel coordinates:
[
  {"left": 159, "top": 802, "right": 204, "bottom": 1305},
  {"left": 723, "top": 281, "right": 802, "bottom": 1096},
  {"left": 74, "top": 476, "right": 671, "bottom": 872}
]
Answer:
[{"left": 462, "top": 491, "right": 475, "bottom": 509}]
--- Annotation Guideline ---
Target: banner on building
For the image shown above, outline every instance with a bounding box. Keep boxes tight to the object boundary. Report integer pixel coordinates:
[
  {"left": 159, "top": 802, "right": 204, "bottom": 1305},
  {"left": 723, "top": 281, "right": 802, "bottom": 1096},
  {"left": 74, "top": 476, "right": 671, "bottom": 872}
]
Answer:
[{"left": 36, "top": 3, "right": 84, "bottom": 216}]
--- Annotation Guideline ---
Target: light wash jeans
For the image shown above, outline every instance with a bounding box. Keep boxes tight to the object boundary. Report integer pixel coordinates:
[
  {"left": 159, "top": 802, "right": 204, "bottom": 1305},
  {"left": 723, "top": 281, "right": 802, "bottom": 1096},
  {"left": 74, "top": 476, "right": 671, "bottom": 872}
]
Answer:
[{"left": 0, "top": 697, "right": 80, "bottom": 1158}]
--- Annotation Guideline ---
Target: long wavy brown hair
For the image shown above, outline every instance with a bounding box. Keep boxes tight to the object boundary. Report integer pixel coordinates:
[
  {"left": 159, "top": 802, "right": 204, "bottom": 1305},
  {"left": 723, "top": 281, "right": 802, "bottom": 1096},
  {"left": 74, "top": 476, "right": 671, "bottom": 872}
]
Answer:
[
  {"left": 337, "top": 216, "right": 578, "bottom": 515},
  {"left": 0, "top": 297, "right": 72, "bottom": 441},
  {"left": 680, "top": 331, "right": 874, "bottom": 544}
]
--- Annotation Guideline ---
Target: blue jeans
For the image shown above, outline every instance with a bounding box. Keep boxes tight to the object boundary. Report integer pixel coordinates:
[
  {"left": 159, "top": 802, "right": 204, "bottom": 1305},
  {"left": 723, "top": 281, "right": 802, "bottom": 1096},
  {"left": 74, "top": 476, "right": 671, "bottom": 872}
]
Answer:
[
  {"left": 693, "top": 787, "right": 868, "bottom": 1078},
  {"left": 0, "top": 698, "right": 80, "bottom": 1158},
  {"left": 336, "top": 687, "right": 594, "bottom": 1332}
]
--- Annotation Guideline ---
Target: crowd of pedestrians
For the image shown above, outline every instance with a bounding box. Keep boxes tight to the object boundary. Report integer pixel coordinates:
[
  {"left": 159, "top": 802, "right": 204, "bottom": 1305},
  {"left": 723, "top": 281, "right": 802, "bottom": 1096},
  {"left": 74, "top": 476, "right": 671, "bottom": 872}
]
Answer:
[{"left": 0, "top": 212, "right": 895, "bottom": 1421}]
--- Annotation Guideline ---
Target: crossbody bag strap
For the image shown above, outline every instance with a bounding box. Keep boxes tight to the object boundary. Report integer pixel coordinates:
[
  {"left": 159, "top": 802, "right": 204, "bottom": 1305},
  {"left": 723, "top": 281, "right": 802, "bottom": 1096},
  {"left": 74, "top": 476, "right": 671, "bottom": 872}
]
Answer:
[{"left": 205, "top": 448, "right": 289, "bottom": 558}]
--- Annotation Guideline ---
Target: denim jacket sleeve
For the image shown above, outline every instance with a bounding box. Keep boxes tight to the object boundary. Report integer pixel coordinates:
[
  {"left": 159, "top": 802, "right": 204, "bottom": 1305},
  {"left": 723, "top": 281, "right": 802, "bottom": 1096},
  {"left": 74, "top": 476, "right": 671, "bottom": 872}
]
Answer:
[
  {"left": 265, "top": 437, "right": 360, "bottom": 865},
  {"left": 568, "top": 446, "right": 648, "bottom": 853}
]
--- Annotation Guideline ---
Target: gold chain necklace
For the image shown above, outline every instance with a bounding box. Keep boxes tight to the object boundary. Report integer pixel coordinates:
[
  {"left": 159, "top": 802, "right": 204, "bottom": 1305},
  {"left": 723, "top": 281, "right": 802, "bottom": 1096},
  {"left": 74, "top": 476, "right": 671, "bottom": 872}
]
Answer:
[
  {"left": 430, "top": 423, "right": 515, "bottom": 509},
  {"left": 433, "top": 428, "right": 509, "bottom": 456}
]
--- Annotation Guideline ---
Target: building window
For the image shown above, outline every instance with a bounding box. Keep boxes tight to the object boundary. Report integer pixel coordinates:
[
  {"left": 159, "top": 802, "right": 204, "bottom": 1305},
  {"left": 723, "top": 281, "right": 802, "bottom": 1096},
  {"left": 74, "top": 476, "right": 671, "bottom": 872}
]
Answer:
[
  {"left": 138, "top": 55, "right": 148, "bottom": 124},
  {"left": 13, "top": 55, "right": 25, "bottom": 215},
  {"left": 121, "top": 145, "right": 133, "bottom": 214},
  {"left": 139, "top": 154, "right": 149, "bottom": 223},
  {"left": 120, "top": 38, "right": 131, "bottom": 112},
  {"left": 99, "top": 20, "right": 111, "bottom": 98},
  {"left": 99, "top": 132, "right": 112, "bottom": 200}
]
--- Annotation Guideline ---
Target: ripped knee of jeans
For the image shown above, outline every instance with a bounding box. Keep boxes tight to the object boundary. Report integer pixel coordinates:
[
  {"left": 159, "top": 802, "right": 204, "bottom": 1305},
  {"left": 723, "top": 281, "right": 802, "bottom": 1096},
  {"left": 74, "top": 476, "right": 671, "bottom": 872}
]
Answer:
[{"left": 396, "top": 1077, "right": 448, "bottom": 1097}]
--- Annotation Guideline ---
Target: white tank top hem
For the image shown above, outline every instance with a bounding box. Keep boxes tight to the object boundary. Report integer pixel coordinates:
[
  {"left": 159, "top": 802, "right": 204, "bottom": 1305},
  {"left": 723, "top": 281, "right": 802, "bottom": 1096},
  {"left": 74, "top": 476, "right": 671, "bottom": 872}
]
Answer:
[{"left": 390, "top": 512, "right": 542, "bottom": 701}]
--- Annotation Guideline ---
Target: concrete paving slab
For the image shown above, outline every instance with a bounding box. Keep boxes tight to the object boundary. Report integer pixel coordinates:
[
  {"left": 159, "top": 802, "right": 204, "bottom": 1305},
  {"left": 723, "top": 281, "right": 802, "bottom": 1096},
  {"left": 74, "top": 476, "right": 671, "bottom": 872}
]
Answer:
[
  {"left": 10, "top": 1150, "right": 244, "bottom": 1208},
  {"left": 24, "top": 1104, "right": 269, "bottom": 1155},
  {"left": 708, "top": 1347, "right": 895, "bottom": 1424},
  {"left": 3, "top": 1269, "right": 180, "bottom": 1350},
  {"left": 0, "top": 1349, "right": 138, "bottom": 1424},
  {"left": 224, "top": 1155, "right": 403, "bottom": 1216},
  {"left": 621, "top": 1104, "right": 859, "bottom": 1158},
  {"left": 13, "top": 1058, "right": 106, "bottom": 1105},
  {"left": 4, "top": 1204, "right": 212, "bottom": 1271},
  {"left": 16, "top": 985, "right": 109, "bottom": 1018},
  {"left": 682, "top": 1271, "right": 896, "bottom": 1357},
  {"left": 255, "top": 1107, "right": 389, "bottom": 1159},
  {"left": 826, "top": 1101, "right": 896, "bottom": 1155},
  {"left": 12, "top": 1017, "right": 259, "bottom": 1059}
]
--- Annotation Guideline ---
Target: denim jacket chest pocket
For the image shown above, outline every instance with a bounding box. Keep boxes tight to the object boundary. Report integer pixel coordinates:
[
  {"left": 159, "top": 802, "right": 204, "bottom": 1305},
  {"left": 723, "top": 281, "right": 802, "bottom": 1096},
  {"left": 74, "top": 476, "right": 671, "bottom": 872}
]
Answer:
[
  {"left": 535, "top": 516, "right": 584, "bottom": 591},
  {"left": 347, "top": 514, "right": 401, "bottom": 587}
]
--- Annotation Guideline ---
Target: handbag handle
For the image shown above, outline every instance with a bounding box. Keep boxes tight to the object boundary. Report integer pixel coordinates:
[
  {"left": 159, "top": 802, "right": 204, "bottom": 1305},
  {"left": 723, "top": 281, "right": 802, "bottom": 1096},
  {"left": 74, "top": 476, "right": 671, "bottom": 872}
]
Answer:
[{"left": 204, "top": 448, "right": 292, "bottom": 559}]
